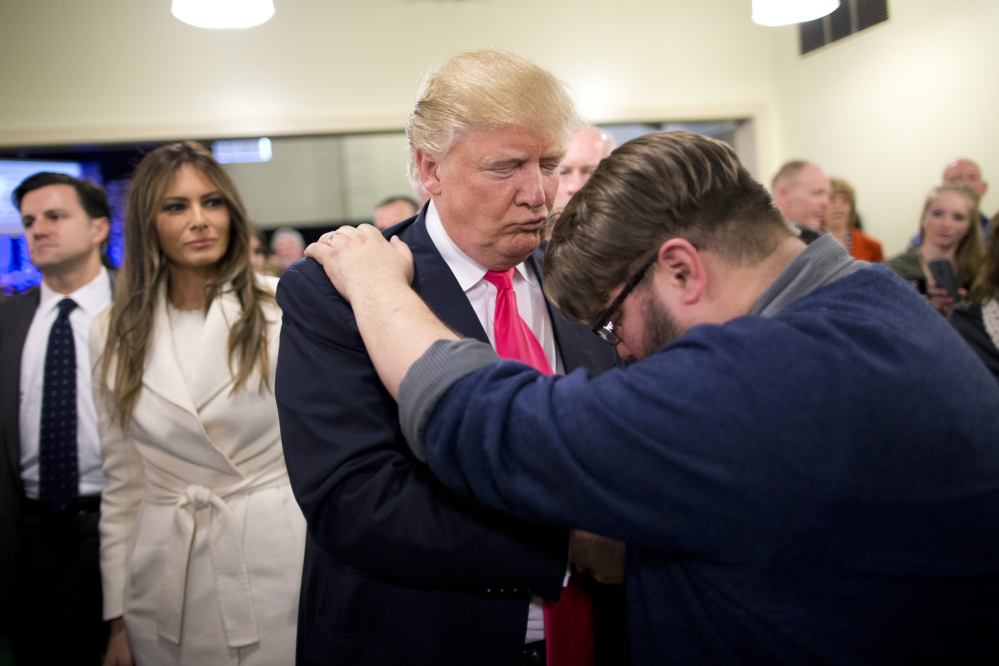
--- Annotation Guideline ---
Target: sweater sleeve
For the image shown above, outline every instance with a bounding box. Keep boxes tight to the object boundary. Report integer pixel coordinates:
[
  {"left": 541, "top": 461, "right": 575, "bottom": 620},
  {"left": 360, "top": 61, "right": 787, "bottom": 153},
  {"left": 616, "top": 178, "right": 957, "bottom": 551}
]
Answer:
[{"left": 418, "top": 319, "right": 828, "bottom": 551}]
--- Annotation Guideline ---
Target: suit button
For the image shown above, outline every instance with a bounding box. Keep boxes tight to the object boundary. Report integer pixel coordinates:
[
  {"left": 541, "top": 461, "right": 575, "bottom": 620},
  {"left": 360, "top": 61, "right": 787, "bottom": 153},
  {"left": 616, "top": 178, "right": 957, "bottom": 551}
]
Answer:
[{"left": 486, "top": 589, "right": 492, "bottom": 593}]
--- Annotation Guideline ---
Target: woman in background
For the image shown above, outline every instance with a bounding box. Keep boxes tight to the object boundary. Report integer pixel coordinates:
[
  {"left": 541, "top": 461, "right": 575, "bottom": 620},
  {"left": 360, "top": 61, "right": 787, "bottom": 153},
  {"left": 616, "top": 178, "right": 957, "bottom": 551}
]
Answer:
[
  {"left": 249, "top": 226, "right": 280, "bottom": 277},
  {"left": 824, "top": 178, "right": 883, "bottom": 262},
  {"left": 951, "top": 212, "right": 999, "bottom": 383},
  {"left": 884, "top": 183, "right": 985, "bottom": 315},
  {"left": 93, "top": 142, "right": 305, "bottom": 665}
]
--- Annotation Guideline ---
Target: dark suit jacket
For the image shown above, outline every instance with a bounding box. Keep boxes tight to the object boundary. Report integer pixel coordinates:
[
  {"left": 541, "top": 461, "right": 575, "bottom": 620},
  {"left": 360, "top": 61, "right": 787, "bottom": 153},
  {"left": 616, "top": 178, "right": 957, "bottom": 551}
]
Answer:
[
  {"left": 275, "top": 210, "right": 622, "bottom": 666},
  {"left": 0, "top": 288, "right": 40, "bottom": 619},
  {"left": 0, "top": 271, "right": 115, "bottom": 622}
]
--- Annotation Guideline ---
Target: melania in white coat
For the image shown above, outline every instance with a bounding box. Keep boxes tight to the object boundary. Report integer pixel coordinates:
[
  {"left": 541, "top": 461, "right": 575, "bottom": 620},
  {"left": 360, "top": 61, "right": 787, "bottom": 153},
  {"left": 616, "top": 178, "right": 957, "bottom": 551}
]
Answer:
[{"left": 92, "top": 142, "right": 305, "bottom": 665}]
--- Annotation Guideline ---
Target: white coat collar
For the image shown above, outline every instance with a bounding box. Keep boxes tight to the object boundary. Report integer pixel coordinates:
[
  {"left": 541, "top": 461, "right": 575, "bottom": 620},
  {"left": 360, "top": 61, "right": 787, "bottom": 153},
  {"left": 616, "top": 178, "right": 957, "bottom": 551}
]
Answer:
[{"left": 144, "top": 280, "right": 241, "bottom": 414}]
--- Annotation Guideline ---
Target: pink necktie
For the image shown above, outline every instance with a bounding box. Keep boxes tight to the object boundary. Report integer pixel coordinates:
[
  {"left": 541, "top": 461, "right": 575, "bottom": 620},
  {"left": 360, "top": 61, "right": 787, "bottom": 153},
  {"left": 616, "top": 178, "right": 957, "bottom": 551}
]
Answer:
[
  {"left": 482, "top": 269, "right": 553, "bottom": 375},
  {"left": 482, "top": 268, "right": 595, "bottom": 666}
]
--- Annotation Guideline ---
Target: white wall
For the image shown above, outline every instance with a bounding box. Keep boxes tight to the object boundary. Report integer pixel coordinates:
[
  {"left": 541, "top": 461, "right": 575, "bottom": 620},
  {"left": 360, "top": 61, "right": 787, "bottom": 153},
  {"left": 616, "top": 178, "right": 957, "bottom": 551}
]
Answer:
[
  {"left": 771, "top": 0, "right": 999, "bottom": 255},
  {"left": 223, "top": 136, "right": 347, "bottom": 227},
  {"left": 221, "top": 133, "right": 411, "bottom": 227},
  {"left": 0, "top": 0, "right": 782, "bottom": 171},
  {"left": 2, "top": 0, "right": 996, "bottom": 252}
]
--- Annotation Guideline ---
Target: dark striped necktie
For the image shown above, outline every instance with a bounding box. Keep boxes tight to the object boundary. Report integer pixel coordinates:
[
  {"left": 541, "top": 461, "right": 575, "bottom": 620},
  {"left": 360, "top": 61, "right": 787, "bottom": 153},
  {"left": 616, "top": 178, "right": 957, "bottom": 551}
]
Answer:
[{"left": 39, "top": 297, "right": 79, "bottom": 513}]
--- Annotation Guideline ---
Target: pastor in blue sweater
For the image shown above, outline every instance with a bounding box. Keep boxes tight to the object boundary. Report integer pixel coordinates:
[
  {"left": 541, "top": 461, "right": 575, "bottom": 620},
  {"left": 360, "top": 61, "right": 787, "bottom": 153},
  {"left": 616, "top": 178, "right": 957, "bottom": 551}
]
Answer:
[{"left": 307, "top": 132, "right": 999, "bottom": 664}]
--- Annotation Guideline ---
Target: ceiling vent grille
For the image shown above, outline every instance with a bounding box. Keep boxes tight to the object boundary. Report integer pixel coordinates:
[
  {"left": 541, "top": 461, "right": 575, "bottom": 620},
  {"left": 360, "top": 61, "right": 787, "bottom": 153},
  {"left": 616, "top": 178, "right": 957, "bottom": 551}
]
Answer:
[{"left": 799, "top": 0, "right": 888, "bottom": 55}]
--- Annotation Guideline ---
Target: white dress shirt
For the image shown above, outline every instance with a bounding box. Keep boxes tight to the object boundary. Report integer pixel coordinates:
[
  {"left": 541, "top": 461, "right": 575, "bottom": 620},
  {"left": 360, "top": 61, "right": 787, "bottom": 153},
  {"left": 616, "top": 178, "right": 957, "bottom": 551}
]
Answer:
[
  {"left": 19, "top": 267, "right": 112, "bottom": 499},
  {"left": 425, "top": 201, "right": 562, "bottom": 643},
  {"left": 425, "top": 200, "right": 563, "bottom": 375}
]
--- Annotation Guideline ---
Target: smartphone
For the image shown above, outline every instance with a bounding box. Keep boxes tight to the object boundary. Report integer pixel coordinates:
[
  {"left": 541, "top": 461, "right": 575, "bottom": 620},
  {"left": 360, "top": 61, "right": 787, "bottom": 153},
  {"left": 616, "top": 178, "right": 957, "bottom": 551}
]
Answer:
[{"left": 927, "top": 259, "right": 959, "bottom": 300}]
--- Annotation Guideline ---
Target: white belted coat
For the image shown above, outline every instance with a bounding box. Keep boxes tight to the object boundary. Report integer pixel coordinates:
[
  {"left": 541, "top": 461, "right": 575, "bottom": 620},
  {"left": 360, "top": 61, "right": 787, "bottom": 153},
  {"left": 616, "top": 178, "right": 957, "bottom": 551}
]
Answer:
[{"left": 90, "top": 276, "right": 305, "bottom": 665}]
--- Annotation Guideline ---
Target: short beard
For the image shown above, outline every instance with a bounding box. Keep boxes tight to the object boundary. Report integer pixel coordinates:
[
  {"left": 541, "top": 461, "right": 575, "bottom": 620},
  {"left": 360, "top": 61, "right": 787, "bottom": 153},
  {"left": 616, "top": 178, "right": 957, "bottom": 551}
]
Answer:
[{"left": 640, "top": 296, "right": 684, "bottom": 359}]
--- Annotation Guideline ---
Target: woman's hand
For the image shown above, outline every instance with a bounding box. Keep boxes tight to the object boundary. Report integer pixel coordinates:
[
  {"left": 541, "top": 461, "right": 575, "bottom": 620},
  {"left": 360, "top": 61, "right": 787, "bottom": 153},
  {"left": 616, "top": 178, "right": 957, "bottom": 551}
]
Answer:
[
  {"left": 103, "top": 617, "right": 134, "bottom": 666},
  {"left": 925, "top": 279, "right": 966, "bottom": 316}
]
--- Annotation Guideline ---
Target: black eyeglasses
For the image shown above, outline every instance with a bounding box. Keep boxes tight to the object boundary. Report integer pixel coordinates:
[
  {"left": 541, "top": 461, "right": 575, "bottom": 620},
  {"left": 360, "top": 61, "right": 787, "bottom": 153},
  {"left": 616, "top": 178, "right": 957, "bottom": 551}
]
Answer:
[{"left": 590, "top": 253, "right": 658, "bottom": 345}]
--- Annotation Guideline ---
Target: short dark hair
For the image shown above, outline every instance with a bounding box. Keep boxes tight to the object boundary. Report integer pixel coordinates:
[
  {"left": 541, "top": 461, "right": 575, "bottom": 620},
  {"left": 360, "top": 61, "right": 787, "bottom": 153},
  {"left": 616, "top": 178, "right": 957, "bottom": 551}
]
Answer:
[
  {"left": 545, "top": 131, "right": 795, "bottom": 323},
  {"left": 376, "top": 195, "right": 419, "bottom": 212},
  {"left": 13, "top": 172, "right": 111, "bottom": 222}
]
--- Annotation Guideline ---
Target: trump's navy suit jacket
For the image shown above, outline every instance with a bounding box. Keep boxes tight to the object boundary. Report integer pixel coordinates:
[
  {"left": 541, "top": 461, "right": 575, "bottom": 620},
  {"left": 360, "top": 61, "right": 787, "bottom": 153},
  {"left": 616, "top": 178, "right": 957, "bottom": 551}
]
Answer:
[{"left": 275, "top": 209, "right": 622, "bottom": 665}]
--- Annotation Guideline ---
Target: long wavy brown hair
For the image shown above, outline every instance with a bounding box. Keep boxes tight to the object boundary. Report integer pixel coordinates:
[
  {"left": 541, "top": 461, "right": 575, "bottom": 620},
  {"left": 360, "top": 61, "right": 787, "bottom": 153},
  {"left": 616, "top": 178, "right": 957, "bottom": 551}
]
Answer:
[
  {"left": 99, "top": 141, "right": 274, "bottom": 426},
  {"left": 970, "top": 212, "right": 999, "bottom": 305},
  {"left": 918, "top": 183, "right": 985, "bottom": 285}
]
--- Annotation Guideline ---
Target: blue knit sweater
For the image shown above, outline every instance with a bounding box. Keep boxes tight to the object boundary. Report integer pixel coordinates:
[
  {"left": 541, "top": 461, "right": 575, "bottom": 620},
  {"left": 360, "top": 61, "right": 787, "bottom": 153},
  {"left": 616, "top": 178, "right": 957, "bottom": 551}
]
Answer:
[{"left": 416, "top": 265, "right": 999, "bottom": 664}]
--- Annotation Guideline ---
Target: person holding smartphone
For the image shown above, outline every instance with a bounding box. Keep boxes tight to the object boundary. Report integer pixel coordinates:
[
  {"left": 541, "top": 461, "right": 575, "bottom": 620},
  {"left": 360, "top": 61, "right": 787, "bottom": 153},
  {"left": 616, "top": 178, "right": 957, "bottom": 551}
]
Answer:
[{"left": 884, "top": 183, "right": 985, "bottom": 315}]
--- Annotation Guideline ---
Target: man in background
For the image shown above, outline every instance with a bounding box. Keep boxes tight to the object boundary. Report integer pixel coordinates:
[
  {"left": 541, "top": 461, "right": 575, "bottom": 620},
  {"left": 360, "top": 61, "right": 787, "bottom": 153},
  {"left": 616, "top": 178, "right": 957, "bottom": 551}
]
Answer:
[
  {"left": 1, "top": 172, "right": 113, "bottom": 665},
  {"left": 910, "top": 157, "right": 991, "bottom": 247},
  {"left": 553, "top": 126, "right": 616, "bottom": 215},
  {"left": 772, "top": 159, "right": 831, "bottom": 230},
  {"left": 944, "top": 157, "right": 991, "bottom": 232},
  {"left": 270, "top": 226, "right": 305, "bottom": 274},
  {"left": 372, "top": 195, "right": 419, "bottom": 230}
]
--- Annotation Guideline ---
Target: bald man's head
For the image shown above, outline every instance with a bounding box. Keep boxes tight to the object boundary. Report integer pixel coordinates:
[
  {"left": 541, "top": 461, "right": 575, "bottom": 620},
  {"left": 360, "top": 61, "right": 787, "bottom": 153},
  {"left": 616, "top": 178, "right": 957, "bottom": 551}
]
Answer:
[
  {"left": 553, "top": 127, "right": 616, "bottom": 213},
  {"left": 943, "top": 158, "right": 988, "bottom": 199},
  {"left": 772, "top": 161, "right": 831, "bottom": 229}
]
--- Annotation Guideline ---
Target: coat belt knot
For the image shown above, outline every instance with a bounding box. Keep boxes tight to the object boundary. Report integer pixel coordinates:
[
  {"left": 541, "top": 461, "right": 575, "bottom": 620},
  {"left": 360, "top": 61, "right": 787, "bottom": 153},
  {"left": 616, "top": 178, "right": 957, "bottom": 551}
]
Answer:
[{"left": 157, "top": 483, "right": 260, "bottom": 648}]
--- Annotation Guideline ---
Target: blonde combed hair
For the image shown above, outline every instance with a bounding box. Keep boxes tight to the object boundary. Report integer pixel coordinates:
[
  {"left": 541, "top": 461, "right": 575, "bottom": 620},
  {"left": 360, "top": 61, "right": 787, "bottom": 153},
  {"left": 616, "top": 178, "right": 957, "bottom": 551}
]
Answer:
[{"left": 406, "top": 49, "right": 581, "bottom": 184}]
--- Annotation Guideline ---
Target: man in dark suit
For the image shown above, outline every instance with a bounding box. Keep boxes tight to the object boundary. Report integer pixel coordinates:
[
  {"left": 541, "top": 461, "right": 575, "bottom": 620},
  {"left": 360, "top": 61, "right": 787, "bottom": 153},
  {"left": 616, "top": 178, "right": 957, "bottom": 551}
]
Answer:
[
  {"left": 0, "top": 172, "right": 113, "bottom": 665},
  {"left": 275, "top": 49, "right": 625, "bottom": 666}
]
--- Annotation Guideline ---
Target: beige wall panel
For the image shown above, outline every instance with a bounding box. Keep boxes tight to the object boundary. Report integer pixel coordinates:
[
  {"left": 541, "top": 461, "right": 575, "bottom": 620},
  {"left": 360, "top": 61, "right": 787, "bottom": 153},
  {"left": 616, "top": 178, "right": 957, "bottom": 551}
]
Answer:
[
  {"left": 223, "top": 136, "right": 345, "bottom": 228},
  {"left": 0, "top": 0, "right": 781, "bottom": 176},
  {"left": 772, "top": 0, "right": 999, "bottom": 256}
]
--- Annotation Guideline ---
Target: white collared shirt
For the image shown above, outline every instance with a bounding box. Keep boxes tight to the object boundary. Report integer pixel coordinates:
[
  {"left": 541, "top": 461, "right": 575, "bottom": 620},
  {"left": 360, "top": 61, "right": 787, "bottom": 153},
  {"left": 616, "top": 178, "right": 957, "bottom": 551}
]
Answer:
[
  {"left": 424, "top": 200, "right": 562, "bottom": 642},
  {"left": 424, "top": 200, "right": 563, "bottom": 375},
  {"left": 19, "top": 267, "right": 112, "bottom": 499}
]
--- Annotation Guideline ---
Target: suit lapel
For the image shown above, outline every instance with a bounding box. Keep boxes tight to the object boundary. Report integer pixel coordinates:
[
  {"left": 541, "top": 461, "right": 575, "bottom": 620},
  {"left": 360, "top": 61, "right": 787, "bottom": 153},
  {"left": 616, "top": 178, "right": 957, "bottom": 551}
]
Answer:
[
  {"left": 142, "top": 283, "right": 201, "bottom": 417},
  {"left": 400, "top": 211, "right": 490, "bottom": 344},
  {"left": 140, "top": 284, "right": 243, "bottom": 476},
  {"left": 186, "top": 288, "right": 238, "bottom": 409}
]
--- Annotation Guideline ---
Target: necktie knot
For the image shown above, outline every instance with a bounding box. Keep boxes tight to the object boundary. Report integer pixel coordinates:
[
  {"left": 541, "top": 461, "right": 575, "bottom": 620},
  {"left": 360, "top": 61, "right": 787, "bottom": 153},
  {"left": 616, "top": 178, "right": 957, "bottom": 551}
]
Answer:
[
  {"left": 483, "top": 268, "right": 516, "bottom": 291},
  {"left": 484, "top": 267, "right": 553, "bottom": 376},
  {"left": 56, "top": 298, "right": 78, "bottom": 320}
]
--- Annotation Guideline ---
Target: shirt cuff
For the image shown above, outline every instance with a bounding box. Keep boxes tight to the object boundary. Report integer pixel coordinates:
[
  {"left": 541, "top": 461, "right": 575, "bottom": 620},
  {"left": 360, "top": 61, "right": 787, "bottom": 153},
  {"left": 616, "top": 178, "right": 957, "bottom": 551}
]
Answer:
[{"left": 399, "top": 338, "right": 499, "bottom": 460}]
